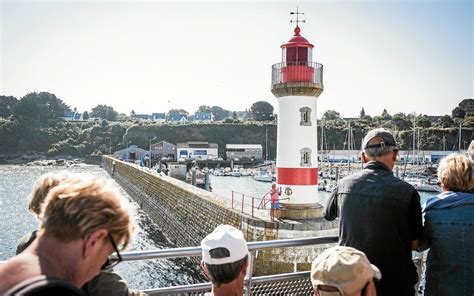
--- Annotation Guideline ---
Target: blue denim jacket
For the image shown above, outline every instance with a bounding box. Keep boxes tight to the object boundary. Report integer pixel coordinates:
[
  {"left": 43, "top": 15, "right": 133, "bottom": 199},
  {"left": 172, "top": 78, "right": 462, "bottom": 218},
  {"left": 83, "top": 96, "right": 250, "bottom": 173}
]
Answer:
[{"left": 421, "top": 192, "right": 474, "bottom": 296}]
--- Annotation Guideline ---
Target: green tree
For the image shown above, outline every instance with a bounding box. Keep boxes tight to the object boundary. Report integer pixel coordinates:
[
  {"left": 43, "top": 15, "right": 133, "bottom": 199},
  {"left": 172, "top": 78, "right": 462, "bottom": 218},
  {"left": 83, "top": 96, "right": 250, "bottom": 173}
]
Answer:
[
  {"left": 452, "top": 106, "right": 465, "bottom": 119},
  {"left": 250, "top": 101, "right": 274, "bottom": 121},
  {"left": 438, "top": 115, "right": 454, "bottom": 128},
  {"left": 14, "top": 92, "right": 70, "bottom": 121},
  {"left": 391, "top": 113, "right": 411, "bottom": 130},
  {"left": 458, "top": 98, "right": 474, "bottom": 116},
  {"left": 196, "top": 105, "right": 212, "bottom": 114},
  {"left": 90, "top": 104, "right": 118, "bottom": 121},
  {"left": 0, "top": 95, "right": 19, "bottom": 118},
  {"left": 82, "top": 111, "right": 90, "bottom": 120},
  {"left": 168, "top": 109, "right": 189, "bottom": 115},
  {"left": 417, "top": 115, "right": 431, "bottom": 128},
  {"left": 359, "top": 107, "right": 366, "bottom": 118},
  {"left": 381, "top": 109, "right": 392, "bottom": 120},
  {"left": 232, "top": 111, "right": 238, "bottom": 120},
  {"left": 211, "top": 106, "right": 230, "bottom": 121},
  {"left": 322, "top": 110, "right": 341, "bottom": 120}
]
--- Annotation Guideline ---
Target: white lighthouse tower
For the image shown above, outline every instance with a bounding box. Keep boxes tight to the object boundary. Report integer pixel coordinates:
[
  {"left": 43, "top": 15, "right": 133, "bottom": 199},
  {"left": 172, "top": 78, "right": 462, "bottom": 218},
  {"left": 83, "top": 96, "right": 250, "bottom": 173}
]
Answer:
[{"left": 271, "top": 14, "right": 324, "bottom": 219}]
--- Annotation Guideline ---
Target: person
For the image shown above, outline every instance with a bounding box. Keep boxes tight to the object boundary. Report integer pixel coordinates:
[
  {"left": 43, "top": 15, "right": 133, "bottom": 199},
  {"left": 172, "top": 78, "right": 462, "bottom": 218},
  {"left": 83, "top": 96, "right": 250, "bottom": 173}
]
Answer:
[
  {"left": 324, "top": 128, "right": 423, "bottom": 296},
  {"left": 270, "top": 183, "right": 281, "bottom": 222},
  {"left": 311, "top": 246, "right": 381, "bottom": 296},
  {"left": 15, "top": 173, "right": 145, "bottom": 296},
  {"left": 419, "top": 154, "right": 474, "bottom": 295},
  {"left": 200, "top": 224, "right": 250, "bottom": 296},
  {"left": 0, "top": 175, "right": 135, "bottom": 295}
]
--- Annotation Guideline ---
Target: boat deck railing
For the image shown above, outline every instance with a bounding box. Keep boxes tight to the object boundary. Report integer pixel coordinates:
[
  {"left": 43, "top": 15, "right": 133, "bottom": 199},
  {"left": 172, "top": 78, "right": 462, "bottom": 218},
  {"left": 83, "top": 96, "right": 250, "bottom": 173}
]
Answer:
[{"left": 113, "top": 235, "right": 339, "bottom": 295}]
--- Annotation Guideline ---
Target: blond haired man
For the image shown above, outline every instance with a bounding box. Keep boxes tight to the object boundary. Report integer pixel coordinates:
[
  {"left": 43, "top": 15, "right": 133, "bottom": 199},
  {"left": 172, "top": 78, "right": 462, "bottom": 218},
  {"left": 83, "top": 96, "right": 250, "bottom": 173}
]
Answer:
[
  {"left": 0, "top": 175, "right": 135, "bottom": 295},
  {"left": 311, "top": 246, "right": 381, "bottom": 296}
]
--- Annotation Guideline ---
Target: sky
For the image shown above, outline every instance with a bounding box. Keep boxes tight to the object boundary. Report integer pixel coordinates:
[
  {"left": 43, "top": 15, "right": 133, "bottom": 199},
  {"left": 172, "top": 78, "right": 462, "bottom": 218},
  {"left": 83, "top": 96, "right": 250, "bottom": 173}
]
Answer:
[{"left": 1, "top": 0, "right": 472, "bottom": 118}]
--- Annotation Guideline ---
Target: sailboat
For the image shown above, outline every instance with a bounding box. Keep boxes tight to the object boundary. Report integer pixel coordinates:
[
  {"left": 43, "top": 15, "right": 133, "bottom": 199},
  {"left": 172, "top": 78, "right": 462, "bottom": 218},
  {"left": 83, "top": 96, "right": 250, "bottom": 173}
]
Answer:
[{"left": 254, "top": 126, "right": 273, "bottom": 182}]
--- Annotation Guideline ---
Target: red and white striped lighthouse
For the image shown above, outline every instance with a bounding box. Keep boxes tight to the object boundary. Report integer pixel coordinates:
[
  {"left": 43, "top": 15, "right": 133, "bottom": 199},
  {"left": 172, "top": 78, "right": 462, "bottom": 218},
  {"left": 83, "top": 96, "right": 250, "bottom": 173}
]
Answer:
[{"left": 271, "top": 20, "right": 324, "bottom": 219}]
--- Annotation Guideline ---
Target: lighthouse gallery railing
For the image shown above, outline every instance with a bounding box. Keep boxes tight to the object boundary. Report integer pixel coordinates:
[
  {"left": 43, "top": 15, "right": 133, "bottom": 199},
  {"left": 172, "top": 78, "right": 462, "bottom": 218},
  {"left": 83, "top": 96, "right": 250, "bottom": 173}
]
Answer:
[
  {"left": 114, "top": 235, "right": 339, "bottom": 295},
  {"left": 271, "top": 61, "right": 323, "bottom": 87}
]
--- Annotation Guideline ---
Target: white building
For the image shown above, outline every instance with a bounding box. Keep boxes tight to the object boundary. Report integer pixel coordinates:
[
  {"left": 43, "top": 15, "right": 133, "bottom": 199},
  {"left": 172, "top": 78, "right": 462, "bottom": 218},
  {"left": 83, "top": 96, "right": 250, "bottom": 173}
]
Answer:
[
  {"left": 176, "top": 142, "right": 218, "bottom": 160},
  {"left": 225, "top": 144, "right": 263, "bottom": 161}
]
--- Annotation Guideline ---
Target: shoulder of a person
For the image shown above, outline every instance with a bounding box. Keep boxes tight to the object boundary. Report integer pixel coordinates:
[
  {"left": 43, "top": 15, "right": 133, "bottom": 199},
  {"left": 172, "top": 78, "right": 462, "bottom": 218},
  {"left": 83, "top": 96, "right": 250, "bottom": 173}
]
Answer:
[{"left": 4, "top": 275, "right": 85, "bottom": 296}]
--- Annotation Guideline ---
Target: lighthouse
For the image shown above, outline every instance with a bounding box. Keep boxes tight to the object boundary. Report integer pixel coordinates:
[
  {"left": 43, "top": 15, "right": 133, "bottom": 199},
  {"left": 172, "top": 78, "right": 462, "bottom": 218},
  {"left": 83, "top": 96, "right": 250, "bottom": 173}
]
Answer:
[{"left": 271, "top": 15, "right": 324, "bottom": 219}]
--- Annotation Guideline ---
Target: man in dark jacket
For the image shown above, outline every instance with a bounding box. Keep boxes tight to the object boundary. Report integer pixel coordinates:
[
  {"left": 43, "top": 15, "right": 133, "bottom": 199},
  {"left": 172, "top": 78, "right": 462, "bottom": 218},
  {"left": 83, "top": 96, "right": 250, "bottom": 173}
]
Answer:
[{"left": 324, "top": 128, "right": 423, "bottom": 296}]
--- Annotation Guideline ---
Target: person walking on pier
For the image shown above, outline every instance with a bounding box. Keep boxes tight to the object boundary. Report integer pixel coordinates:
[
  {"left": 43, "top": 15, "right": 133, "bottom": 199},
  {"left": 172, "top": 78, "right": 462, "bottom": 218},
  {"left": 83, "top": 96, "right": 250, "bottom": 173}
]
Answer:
[
  {"left": 311, "top": 246, "right": 380, "bottom": 296},
  {"left": 324, "top": 128, "right": 423, "bottom": 296},
  {"left": 200, "top": 224, "right": 250, "bottom": 296},
  {"left": 270, "top": 183, "right": 281, "bottom": 222},
  {"left": 419, "top": 154, "right": 474, "bottom": 295},
  {"left": 0, "top": 175, "right": 135, "bottom": 295}
]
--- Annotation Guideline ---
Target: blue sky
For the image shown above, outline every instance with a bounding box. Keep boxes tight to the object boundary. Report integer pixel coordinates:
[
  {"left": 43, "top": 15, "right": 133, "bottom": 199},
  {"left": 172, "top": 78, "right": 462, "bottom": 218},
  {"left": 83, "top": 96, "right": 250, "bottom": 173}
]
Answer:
[{"left": 1, "top": 0, "right": 472, "bottom": 117}]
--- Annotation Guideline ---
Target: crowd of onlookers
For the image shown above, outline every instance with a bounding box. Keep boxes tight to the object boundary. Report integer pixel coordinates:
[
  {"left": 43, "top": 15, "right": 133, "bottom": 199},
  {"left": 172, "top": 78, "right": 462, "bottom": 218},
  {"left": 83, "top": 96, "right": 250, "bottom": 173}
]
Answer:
[{"left": 0, "top": 128, "right": 472, "bottom": 296}]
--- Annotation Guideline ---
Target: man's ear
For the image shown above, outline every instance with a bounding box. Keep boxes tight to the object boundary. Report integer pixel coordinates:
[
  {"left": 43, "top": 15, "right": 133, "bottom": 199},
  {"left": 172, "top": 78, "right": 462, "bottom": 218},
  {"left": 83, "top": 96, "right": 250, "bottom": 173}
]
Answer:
[
  {"left": 200, "top": 260, "right": 211, "bottom": 281},
  {"left": 361, "top": 152, "right": 368, "bottom": 163},
  {"left": 82, "top": 229, "right": 108, "bottom": 259}
]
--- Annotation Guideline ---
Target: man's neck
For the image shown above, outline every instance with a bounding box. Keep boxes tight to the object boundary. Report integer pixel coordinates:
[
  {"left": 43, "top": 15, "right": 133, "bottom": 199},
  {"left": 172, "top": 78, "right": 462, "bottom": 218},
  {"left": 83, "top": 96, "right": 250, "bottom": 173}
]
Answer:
[
  {"left": 31, "top": 232, "right": 84, "bottom": 286},
  {"left": 210, "top": 280, "right": 244, "bottom": 296}
]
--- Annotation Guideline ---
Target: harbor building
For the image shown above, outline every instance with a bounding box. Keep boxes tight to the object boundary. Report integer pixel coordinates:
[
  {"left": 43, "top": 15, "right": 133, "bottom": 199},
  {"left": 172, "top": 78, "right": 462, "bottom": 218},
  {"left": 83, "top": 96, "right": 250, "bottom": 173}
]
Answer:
[
  {"left": 225, "top": 144, "right": 263, "bottom": 161},
  {"left": 271, "top": 22, "right": 324, "bottom": 219},
  {"left": 176, "top": 141, "right": 218, "bottom": 160},
  {"left": 150, "top": 140, "right": 176, "bottom": 161}
]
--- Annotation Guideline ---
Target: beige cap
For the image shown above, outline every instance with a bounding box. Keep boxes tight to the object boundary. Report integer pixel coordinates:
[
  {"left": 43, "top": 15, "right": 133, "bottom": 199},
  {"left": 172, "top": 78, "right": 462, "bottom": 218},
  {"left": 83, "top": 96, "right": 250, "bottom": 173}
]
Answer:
[{"left": 311, "top": 246, "right": 381, "bottom": 296}]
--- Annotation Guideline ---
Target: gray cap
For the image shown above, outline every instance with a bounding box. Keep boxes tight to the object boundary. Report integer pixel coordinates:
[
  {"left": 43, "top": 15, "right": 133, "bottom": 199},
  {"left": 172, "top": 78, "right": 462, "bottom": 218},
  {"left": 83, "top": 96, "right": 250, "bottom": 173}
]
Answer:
[{"left": 362, "top": 128, "right": 397, "bottom": 150}]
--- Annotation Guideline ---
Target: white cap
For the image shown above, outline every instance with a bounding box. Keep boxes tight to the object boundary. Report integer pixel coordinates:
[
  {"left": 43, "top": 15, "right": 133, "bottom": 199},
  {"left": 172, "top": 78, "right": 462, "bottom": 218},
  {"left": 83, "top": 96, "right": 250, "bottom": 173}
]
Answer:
[{"left": 201, "top": 225, "right": 249, "bottom": 265}]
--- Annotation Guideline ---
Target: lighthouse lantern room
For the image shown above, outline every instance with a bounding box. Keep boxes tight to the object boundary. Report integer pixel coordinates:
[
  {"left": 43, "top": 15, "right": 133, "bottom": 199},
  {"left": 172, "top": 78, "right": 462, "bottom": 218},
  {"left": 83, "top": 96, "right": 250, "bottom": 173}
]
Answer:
[{"left": 271, "top": 12, "right": 324, "bottom": 219}]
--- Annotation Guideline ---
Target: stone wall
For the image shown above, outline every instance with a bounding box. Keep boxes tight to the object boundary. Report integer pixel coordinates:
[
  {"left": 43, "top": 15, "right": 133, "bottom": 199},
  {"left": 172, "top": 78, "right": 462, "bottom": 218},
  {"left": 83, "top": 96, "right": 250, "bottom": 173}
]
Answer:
[{"left": 103, "top": 156, "right": 338, "bottom": 275}]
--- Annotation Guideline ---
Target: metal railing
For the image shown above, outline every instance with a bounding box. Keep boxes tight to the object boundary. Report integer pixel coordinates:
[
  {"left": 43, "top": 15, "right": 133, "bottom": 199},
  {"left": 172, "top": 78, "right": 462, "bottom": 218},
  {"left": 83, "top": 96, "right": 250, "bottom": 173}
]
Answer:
[
  {"left": 230, "top": 190, "right": 271, "bottom": 217},
  {"left": 271, "top": 61, "right": 323, "bottom": 87},
  {"left": 109, "top": 236, "right": 339, "bottom": 295}
]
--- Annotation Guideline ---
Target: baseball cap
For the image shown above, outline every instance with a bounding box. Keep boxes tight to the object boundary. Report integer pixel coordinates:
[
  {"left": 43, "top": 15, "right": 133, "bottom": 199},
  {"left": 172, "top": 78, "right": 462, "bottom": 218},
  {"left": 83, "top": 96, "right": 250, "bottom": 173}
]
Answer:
[
  {"left": 361, "top": 128, "right": 397, "bottom": 150},
  {"left": 201, "top": 225, "right": 249, "bottom": 265},
  {"left": 311, "top": 246, "right": 381, "bottom": 296}
]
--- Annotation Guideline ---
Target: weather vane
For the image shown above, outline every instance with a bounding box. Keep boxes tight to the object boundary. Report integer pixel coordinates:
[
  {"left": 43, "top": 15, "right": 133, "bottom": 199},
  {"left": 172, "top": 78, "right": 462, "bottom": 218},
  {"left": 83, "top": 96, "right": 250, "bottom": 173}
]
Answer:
[{"left": 290, "top": 6, "right": 305, "bottom": 25}]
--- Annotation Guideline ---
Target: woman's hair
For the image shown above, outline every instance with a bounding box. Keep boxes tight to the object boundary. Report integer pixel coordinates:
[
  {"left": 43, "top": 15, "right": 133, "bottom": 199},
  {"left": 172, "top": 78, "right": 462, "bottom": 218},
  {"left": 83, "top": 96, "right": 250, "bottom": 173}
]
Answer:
[
  {"left": 28, "top": 173, "right": 70, "bottom": 216},
  {"left": 438, "top": 154, "right": 473, "bottom": 193},
  {"left": 40, "top": 174, "right": 135, "bottom": 250}
]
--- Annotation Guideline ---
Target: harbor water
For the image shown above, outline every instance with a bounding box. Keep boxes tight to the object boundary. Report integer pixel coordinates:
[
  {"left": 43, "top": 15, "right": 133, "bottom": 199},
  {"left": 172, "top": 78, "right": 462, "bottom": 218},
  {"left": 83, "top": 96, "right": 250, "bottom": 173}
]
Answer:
[{"left": 0, "top": 164, "right": 433, "bottom": 289}]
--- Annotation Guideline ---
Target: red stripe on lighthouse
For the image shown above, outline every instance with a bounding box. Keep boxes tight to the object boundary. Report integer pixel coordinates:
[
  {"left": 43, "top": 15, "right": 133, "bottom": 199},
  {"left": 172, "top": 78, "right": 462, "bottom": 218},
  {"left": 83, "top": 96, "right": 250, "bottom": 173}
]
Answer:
[{"left": 277, "top": 167, "right": 318, "bottom": 185}]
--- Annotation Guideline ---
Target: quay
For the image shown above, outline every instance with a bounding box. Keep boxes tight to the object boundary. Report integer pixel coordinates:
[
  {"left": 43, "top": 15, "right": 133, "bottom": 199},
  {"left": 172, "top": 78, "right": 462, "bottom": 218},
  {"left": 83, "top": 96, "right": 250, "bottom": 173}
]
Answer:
[{"left": 103, "top": 156, "right": 338, "bottom": 275}]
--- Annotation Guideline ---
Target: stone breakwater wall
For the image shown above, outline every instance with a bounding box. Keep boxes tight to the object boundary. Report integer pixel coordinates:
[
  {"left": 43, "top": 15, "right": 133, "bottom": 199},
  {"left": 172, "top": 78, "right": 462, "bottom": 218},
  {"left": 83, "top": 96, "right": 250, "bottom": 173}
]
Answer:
[{"left": 102, "top": 156, "right": 338, "bottom": 275}]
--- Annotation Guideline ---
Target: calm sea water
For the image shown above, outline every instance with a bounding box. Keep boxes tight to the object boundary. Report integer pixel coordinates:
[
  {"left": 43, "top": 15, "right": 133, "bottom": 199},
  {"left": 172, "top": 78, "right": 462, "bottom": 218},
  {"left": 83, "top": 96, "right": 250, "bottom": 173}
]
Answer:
[{"left": 0, "top": 165, "right": 432, "bottom": 290}]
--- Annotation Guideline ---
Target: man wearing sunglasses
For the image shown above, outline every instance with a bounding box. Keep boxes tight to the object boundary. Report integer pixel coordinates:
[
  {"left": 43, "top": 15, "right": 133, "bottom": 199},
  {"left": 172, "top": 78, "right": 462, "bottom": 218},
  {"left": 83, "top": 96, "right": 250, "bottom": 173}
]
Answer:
[
  {"left": 0, "top": 176, "right": 135, "bottom": 295},
  {"left": 324, "top": 128, "right": 423, "bottom": 296}
]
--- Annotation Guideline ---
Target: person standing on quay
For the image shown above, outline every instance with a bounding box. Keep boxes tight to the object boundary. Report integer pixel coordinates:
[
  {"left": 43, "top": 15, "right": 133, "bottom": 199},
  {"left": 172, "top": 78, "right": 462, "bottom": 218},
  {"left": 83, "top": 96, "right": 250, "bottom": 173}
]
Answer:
[
  {"left": 324, "top": 128, "right": 423, "bottom": 296},
  {"left": 270, "top": 183, "right": 281, "bottom": 222},
  {"left": 419, "top": 154, "right": 474, "bottom": 295}
]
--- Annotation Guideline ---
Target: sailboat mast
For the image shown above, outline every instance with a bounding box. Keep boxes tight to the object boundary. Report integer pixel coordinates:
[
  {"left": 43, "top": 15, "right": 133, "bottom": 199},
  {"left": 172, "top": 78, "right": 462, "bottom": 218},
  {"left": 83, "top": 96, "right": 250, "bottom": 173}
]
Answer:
[{"left": 459, "top": 122, "right": 462, "bottom": 152}]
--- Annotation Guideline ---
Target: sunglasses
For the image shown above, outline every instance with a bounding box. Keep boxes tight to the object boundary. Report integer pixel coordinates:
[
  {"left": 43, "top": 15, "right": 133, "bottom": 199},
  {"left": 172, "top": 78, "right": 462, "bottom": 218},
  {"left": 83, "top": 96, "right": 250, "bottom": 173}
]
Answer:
[{"left": 101, "top": 233, "right": 123, "bottom": 270}]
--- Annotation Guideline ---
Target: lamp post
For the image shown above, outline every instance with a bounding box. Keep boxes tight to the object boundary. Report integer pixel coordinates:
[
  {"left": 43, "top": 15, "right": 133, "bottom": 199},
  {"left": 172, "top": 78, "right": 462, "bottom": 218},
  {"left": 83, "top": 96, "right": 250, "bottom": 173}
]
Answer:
[{"left": 149, "top": 136, "right": 157, "bottom": 169}]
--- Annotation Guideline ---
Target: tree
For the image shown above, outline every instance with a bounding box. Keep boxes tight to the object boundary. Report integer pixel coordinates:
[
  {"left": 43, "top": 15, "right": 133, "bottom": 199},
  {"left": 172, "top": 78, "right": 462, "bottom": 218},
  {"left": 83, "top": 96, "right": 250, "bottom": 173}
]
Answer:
[
  {"left": 14, "top": 92, "right": 70, "bottom": 121},
  {"left": 90, "top": 104, "right": 118, "bottom": 121},
  {"left": 249, "top": 101, "right": 274, "bottom": 121},
  {"left": 82, "top": 111, "right": 90, "bottom": 120},
  {"left": 130, "top": 110, "right": 136, "bottom": 117},
  {"left": 211, "top": 106, "right": 230, "bottom": 121},
  {"left": 168, "top": 109, "right": 189, "bottom": 115},
  {"left": 359, "top": 107, "right": 366, "bottom": 118},
  {"left": 381, "top": 109, "right": 392, "bottom": 120},
  {"left": 322, "top": 110, "right": 340, "bottom": 120},
  {"left": 438, "top": 115, "right": 454, "bottom": 128},
  {"left": 391, "top": 113, "right": 411, "bottom": 130},
  {"left": 417, "top": 115, "right": 431, "bottom": 128},
  {"left": 458, "top": 98, "right": 474, "bottom": 116},
  {"left": 232, "top": 111, "right": 238, "bottom": 120},
  {"left": 196, "top": 105, "right": 212, "bottom": 114},
  {"left": 0, "top": 95, "right": 19, "bottom": 118}
]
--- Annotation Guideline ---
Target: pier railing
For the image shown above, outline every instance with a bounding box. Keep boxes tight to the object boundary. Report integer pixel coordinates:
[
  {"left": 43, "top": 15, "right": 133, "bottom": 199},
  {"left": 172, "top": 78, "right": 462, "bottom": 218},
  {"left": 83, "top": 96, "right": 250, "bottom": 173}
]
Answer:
[
  {"left": 230, "top": 190, "right": 272, "bottom": 218},
  {"left": 271, "top": 61, "right": 323, "bottom": 87},
  {"left": 112, "top": 235, "right": 339, "bottom": 295}
]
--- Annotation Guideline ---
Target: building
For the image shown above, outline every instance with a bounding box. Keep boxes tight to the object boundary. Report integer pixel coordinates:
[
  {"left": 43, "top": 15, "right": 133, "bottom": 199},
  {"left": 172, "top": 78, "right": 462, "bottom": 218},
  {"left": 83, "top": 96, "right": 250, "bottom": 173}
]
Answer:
[
  {"left": 168, "top": 113, "right": 188, "bottom": 124},
  {"left": 271, "top": 22, "right": 324, "bottom": 219},
  {"left": 152, "top": 113, "right": 166, "bottom": 123},
  {"left": 176, "top": 142, "right": 218, "bottom": 160},
  {"left": 193, "top": 112, "right": 214, "bottom": 123},
  {"left": 113, "top": 145, "right": 148, "bottom": 161},
  {"left": 151, "top": 140, "right": 176, "bottom": 161},
  {"left": 225, "top": 144, "right": 263, "bottom": 161},
  {"left": 62, "top": 111, "right": 82, "bottom": 121}
]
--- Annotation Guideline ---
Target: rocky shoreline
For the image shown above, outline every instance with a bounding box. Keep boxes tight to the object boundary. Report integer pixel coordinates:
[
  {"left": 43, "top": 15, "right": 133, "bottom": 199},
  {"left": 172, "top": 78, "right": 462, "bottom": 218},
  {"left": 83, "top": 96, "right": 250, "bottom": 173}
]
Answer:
[{"left": 0, "top": 152, "right": 86, "bottom": 166}]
